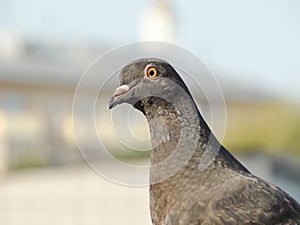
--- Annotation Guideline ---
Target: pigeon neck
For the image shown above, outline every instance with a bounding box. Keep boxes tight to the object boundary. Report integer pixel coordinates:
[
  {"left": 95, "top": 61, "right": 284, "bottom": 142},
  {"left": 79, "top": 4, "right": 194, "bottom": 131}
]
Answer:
[{"left": 143, "top": 95, "right": 211, "bottom": 164}]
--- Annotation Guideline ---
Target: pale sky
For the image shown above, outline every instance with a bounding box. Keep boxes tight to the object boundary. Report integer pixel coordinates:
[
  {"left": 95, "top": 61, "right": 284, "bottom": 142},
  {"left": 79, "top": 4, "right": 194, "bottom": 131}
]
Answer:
[{"left": 0, "top": 0, "right": 299, "bottom": 101}]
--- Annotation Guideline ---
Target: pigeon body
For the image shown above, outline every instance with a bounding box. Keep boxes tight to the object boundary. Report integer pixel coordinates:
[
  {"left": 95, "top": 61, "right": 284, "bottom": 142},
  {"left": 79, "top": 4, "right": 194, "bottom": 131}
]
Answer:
[{"left": 109, "top": 58, "right": 300, "bottom": 225}]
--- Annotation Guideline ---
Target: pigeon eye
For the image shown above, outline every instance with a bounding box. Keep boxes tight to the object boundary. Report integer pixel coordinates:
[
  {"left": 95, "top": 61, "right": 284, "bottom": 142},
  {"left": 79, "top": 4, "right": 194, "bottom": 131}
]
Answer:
[{"left": 147, "top": 67, "right": 157, "bottom": 78}]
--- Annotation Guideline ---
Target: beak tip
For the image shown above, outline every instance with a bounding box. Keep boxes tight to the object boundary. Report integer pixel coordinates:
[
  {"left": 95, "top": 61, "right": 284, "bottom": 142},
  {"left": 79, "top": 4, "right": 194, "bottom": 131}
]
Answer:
[{"left": 108, "top": 97, "right": 115, "bottom": 110}]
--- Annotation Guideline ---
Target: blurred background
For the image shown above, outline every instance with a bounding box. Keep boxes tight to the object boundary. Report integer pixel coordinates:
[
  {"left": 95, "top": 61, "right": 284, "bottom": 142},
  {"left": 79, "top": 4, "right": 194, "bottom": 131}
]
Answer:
[{"left": 0, "top": 0, "right": 299, "bottom": 224}]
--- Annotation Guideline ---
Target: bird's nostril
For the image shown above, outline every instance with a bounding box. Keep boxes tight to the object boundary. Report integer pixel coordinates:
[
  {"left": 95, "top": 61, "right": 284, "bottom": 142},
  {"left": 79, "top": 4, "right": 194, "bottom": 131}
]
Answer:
[{"left": 114, "top": 84, "right": 129, "bottom": 97}]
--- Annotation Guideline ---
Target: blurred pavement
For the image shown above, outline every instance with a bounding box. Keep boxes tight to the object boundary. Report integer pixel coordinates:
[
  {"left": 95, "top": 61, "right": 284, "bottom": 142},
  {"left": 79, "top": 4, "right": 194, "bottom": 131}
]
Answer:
[{"left": 0, "top": 164, "right": 152, "bottom": 225}]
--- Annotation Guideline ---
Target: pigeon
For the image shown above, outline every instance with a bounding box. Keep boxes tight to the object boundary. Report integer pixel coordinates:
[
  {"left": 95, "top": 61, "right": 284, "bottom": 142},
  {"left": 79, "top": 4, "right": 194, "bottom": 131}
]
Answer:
[{"left": 109, "top": 58, "right": 300, "bottom": 225}]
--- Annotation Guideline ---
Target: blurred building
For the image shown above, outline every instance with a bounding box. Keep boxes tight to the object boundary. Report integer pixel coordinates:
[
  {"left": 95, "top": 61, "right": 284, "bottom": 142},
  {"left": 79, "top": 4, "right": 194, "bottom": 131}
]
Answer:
[
  {"left": 0, "top": 32, "right": 296, "bottom": 172},
  {"left": 138, "top": 0, "right": 176, "bottom": 43},
  {"left": 0, "top": 33, "right": 108, "bottom": 174}
]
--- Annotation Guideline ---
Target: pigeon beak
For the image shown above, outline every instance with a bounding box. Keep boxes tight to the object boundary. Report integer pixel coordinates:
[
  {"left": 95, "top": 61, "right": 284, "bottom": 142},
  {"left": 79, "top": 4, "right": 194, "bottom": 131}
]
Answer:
[{"left": 108, "top": 84, "right": 130, "bottom": 109}]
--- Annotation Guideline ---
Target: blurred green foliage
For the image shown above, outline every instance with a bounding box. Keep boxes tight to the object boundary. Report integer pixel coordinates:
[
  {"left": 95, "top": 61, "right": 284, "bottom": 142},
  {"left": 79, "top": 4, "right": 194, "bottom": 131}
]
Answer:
[
  {"left": 10, "top": 152, "right": 48, "bottom": 170},
  {"left": 223, "top": 101, "right": 300, "bottom": 156}
]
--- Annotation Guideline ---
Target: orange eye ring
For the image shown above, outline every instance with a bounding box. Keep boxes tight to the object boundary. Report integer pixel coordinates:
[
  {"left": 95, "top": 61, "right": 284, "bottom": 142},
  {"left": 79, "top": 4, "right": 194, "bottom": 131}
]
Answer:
[{"left": 147, "top": 67, "right": 157, "bottom": 78}]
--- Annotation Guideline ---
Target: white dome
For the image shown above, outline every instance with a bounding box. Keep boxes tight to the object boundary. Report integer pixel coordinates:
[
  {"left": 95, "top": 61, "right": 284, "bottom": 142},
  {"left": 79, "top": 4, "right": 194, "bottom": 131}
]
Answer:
[{"left": 138, "top": 0, "right": 176, "bottom": 43}]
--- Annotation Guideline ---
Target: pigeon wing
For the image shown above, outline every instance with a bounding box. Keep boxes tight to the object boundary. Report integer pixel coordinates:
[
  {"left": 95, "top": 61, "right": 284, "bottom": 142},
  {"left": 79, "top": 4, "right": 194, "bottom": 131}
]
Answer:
[{"left": 198, "top": 177, "right": 300, "bottom": 224}]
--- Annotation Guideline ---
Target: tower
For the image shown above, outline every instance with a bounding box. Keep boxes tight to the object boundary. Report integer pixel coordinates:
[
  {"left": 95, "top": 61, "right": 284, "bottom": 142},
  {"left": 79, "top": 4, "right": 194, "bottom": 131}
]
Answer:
[{"left": 138, "top": 0, "right": 176, "bottom": 43}]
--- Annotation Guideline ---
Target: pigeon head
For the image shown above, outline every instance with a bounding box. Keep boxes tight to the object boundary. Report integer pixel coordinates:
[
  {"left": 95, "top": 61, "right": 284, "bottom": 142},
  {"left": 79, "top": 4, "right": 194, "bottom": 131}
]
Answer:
[{"left": 108, "top": 58, "right": 192, "bottom": 113}]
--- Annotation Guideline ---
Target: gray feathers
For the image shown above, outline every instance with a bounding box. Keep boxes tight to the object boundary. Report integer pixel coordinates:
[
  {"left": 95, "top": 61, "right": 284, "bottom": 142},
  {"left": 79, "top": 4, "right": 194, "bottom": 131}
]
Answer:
[{"left": 109, "top": 58, "right": 300, "bottom": 225}]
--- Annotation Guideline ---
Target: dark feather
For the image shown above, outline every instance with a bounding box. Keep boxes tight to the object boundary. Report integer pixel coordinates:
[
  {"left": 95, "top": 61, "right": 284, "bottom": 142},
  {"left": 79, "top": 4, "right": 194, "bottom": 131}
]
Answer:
[{"left": 109, "top": 58, "right": 300, "bottom": 225}]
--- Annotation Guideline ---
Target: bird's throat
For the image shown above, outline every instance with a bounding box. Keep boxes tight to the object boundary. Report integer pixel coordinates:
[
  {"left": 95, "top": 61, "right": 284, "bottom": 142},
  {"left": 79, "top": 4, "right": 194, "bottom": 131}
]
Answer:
[{"left": 143, "top": 96, "right": 211, "bottom": 167}]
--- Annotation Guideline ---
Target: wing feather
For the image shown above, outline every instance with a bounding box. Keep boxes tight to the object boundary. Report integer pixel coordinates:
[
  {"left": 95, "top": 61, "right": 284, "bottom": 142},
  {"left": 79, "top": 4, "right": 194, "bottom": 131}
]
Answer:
[{"left": 199, "top": 177, "right": 300, "bottom": 224}]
